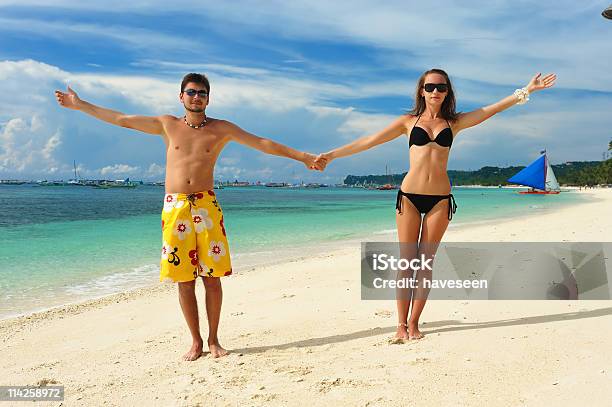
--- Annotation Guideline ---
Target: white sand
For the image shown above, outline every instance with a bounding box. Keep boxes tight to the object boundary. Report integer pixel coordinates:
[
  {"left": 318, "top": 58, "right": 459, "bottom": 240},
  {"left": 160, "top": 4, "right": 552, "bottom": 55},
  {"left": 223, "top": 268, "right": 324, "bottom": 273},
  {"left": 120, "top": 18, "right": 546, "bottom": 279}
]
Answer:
[{"left": 1, "top": 189, "right": 611, "bottom": 406}]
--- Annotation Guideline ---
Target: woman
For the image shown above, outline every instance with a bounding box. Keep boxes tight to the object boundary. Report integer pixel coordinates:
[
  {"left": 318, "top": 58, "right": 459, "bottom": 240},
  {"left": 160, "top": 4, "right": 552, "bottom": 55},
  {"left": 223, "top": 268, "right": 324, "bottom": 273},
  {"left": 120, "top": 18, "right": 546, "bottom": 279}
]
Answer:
[{"left": 314, "top": 68, "right": 556, "bottom": 340}]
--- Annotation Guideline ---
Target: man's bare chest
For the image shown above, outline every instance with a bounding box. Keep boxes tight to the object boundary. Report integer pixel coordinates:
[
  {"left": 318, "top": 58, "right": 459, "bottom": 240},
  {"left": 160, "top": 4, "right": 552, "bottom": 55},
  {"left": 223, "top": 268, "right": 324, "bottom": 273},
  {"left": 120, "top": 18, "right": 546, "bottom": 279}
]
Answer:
[{"left": 165, "top": 128, "right": 226, "bottom": 155}]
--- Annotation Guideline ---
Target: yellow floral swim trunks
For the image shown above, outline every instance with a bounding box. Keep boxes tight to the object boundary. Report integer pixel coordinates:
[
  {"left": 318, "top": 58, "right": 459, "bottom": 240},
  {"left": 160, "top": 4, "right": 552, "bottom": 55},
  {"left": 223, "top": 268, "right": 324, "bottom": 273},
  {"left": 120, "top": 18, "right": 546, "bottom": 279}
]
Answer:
[{"left": 160, "top": 191, "right": 232, "bottom": 282}]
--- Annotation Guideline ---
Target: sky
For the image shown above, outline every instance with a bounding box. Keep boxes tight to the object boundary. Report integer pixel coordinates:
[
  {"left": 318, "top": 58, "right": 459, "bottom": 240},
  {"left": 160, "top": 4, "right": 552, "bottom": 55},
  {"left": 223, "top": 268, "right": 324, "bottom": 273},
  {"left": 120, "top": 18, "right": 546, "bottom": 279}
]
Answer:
[{"left": 1, "top": 0, "right": 611, "bottom": 183}]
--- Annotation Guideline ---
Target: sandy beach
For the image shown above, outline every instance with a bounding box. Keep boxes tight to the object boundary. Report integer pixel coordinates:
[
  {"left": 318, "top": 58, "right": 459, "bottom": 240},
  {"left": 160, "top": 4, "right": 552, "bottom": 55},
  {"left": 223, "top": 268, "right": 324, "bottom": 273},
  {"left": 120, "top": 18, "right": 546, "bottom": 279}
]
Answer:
[{"left": 1, "top": 188, "right": 611, "bottom": 406}]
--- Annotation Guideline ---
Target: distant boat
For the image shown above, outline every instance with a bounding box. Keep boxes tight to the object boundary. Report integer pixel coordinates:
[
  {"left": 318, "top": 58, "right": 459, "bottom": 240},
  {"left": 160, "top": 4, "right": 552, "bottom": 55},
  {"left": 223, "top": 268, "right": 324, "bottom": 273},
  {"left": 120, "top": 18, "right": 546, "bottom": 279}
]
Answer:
[
  {"left": 93, "top": 178, "right": 137, "bottom": 189},
  {"left": 265, "top": 182, "right": 289, "bottom": 187},
  {"left": 37, "top": 180, "right": 66, "bottom": 186},
  {"left": 0, "top": 180, "right": 25, "bottom": 185},
  {"left": 507, "top": 150, "right": 560, "bottom": 194},
  {"left": 67, "top": 160, "right": 85, "bottom": 186},
  {"left": 376, "top": 164, "right": 397, "bottom": 190}
]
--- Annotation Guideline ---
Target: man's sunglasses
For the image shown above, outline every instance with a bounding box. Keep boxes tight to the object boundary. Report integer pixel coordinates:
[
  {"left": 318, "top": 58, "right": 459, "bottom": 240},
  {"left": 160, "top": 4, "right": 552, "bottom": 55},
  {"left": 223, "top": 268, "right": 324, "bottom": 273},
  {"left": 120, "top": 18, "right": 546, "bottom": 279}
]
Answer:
[
  {"left": 183, "top": 89, "right": 209, "bottom": 97},
  {"left": 423, "top": 83, "right": 448, "bottom": 93}
]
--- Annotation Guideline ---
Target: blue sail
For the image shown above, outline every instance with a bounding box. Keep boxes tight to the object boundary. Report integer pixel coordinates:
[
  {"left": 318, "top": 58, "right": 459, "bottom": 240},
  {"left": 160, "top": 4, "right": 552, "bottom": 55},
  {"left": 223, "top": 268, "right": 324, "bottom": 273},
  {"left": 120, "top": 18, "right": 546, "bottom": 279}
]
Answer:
[{"left": 507, "top": 155, "right": 546, "bottom": 190}]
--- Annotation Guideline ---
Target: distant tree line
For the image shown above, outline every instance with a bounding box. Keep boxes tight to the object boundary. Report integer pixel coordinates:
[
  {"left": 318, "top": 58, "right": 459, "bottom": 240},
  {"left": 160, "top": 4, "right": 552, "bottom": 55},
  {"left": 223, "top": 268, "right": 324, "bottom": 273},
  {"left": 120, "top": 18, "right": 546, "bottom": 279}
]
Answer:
[{"left": 344, "top": 160, "right": 611, "bottom": 186}]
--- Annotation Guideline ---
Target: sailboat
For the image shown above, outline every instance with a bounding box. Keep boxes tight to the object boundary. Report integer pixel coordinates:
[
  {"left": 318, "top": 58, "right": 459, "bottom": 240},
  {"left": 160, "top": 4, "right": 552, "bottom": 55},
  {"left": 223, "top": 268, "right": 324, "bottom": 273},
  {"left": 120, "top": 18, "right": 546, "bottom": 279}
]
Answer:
[
  {"left": 68, "top": 160, "right": 85, "bottom": 186},
  {"left": 507, "top": 150, "right": 560, "bottom": 194}
]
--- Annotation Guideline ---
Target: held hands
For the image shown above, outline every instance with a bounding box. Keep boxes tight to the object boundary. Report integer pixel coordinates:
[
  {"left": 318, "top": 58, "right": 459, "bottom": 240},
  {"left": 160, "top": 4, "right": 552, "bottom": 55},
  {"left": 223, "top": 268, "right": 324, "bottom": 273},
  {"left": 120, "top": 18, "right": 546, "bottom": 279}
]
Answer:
[
  {"left": 311, "top": 152, "right": 333, "bottom": 171},
  {"left": 54, "top": 86, "right": 82, "bottom": 110},
  {"left": 526, "top": 73, "right": 556, "bottom": 93},
  {"left": 302, "top": 152, "right": 333, "bottom": 171},
  {"left": 302, "top": 153, "right": 318, "bottom": 170}
]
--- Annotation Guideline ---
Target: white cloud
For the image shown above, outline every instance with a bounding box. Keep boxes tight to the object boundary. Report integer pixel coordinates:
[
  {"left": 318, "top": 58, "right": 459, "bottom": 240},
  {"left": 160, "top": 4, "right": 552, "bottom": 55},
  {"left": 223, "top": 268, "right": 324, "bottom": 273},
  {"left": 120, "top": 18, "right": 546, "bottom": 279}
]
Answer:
[
  {"left": 0, "top": 116, "right": 65, "bottom": 174},
  {"left": 248, "top": 167, "right": 275, "bottom": 181},
  {"left": 99, "top": 164, "right": 140, "bottom": 176},
  {"left": 72, "top": 74, "right": 178, "bottom": 114},
  {"left": 63, "top": 61, "right": 356, "bottom": 115},
  {"left": 133, "top": 60, "right": 274, "bottom": 77},
  {"left": 1, "top": 1, "right": 609, "bottom": 93},
  {"left": 32, "top": 0, "right": 592, "bottom": 92},
  {"left": 337, "top": 112, "right": 397, "bottom": 139},
  {"left": 0, "top": 60, "right": 174, "bottom": 178},
  {"left": 0, "top": 54, "right": 609, "bottom": 183},
  {"left": 214, "top": 165, "right": 244, "bottom": 180},
  {"left": 145, "top": 163, "right": 165, "bottom": 178},
  {"left": 219, "top": 156, "right": 241, "bottom": 166},
  {"left": 42, "top": 131, "right": 62, "bottom": 160},
  {"left": 0, "top": 17, "right": 199, "bottom": 51}
]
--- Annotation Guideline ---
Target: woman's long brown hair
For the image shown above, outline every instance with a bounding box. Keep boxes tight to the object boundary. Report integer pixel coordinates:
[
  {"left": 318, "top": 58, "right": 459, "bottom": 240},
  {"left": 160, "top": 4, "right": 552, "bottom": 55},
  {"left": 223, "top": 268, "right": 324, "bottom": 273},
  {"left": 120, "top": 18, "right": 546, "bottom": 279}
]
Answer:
[{"left": 408, "top": 68, "right": 459, "bottom": 121}]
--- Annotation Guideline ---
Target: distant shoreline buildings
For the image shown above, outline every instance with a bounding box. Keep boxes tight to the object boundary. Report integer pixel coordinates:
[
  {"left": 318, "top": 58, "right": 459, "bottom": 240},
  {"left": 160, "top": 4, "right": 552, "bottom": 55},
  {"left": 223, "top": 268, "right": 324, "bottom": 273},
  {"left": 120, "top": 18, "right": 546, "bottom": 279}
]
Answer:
[{"left": 2, "top": 159, "right": 610, "bottom": 188}]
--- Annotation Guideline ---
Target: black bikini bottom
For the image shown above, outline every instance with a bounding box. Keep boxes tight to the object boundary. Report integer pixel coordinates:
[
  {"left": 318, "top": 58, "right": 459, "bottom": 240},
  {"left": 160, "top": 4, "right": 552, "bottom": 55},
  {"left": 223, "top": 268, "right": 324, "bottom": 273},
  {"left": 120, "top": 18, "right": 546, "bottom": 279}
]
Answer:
[{"left": 395, "top": 190, "right": 457, "bottom": 221}]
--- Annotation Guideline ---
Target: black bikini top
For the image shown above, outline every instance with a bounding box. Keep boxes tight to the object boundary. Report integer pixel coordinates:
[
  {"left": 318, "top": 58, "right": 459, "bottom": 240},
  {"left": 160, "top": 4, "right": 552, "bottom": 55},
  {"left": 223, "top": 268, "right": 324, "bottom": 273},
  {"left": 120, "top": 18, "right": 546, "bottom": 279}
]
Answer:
[{"left": 409, "top": 115, "right": 453, "bottom": 148}]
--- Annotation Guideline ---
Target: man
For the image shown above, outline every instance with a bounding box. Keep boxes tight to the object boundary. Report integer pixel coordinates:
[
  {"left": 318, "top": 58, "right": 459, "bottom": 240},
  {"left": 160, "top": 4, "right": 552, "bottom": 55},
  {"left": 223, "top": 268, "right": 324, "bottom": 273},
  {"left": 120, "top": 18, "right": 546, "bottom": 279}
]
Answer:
[{"left": 55, "top": 73, "right": 317, "bottom": 361}]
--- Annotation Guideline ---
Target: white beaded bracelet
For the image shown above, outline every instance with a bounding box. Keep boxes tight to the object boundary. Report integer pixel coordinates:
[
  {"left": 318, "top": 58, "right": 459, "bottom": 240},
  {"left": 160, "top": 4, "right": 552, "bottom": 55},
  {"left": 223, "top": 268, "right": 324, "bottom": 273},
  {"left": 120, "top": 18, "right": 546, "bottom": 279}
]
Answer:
[{"left": 514, "top": 87, "right": 530, "bottom": 105}]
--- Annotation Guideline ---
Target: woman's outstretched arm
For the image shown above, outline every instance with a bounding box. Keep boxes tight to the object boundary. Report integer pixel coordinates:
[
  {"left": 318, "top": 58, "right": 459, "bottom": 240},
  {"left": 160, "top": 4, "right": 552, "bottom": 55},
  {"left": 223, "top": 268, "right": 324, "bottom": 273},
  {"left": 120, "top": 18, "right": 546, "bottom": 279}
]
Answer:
[
  {"left": 314, "top": 115, "right": 408, "bottom": 169},
  {"left": 453, "top": 73, "right": 556, "bottom": 134}
]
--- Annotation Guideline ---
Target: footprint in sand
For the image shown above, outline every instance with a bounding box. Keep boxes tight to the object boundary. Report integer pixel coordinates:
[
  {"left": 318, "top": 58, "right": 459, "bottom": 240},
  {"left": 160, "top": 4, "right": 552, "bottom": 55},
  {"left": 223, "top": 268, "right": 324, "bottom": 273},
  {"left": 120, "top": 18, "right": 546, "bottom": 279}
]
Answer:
[
  {"left": 274, "top": 365, "right": 313, "bottom": 377},
  {"left": 409, "top": 357, "right": 429, "bottom": 365},
  {"left": 318, "top": 378, "right": 370, "bottom": 393},
  {"left": 318, "top": 378, "right": 342, "bottom": 393},
  {"left": 386, "top": 335, "right": 426, "bottom": 345},
  {"left": 36, "top": 378, "right": 58, "bottom": 386},
  {"left": 374, "top": 310, "right": 392, "bottom": 318},
  {"left": 250, "top": 393, "right": 277, "bottom": 401},
  {"left": 31, "top": 361, "right": 60, "bottom": 371},
  {"left": 387, "top": 337, "right": 406, "bottom": 345}
]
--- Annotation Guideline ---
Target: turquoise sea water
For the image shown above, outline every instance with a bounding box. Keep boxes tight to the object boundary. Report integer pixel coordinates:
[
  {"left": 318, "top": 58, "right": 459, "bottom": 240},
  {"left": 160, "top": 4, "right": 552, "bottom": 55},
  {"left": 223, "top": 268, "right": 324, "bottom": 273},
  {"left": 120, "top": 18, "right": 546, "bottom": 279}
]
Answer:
[{"left": 0, "top": 185, "right": 588, "bottom": 319}]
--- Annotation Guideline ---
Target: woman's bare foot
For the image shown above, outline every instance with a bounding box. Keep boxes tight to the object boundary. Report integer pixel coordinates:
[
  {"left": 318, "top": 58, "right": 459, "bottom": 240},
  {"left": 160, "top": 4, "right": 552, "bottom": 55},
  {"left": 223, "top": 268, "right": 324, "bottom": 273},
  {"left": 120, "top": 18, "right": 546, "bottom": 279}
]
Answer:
[
  {"left": 395, "top": 323, "right": 410, "bottom": 340},
  {"left": 408, "top": 321, "right": 424, "bottom": 340},
  {"left": 208, "top": 341, "right": 229, "bottom": 358},
  {"left": 183, "top": 339, "right": 204, "bottom": 361}
]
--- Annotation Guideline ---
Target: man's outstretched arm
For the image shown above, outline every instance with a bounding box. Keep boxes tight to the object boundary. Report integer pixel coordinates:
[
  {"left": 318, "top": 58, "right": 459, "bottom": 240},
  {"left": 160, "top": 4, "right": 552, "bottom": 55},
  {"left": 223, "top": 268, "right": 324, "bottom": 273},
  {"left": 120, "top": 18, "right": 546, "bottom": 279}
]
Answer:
[
  {"left": 55, "top": 86, "right": 164, "bottom": 136},
  {"left": 224, "top": 121, "right": 317, "bottom": 169}
]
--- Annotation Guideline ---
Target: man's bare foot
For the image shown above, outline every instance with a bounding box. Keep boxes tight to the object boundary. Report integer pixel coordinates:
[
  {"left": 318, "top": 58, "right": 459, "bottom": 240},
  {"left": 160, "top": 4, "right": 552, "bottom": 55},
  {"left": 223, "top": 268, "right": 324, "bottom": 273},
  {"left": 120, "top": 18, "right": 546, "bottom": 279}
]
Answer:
[
  {"left": 208, "top": 341, "right": 229, "bottom": 358},
  {"left": 395, "top": 323, "right": 410, "bottom": 340},
  {"left": 183, "top": 339, "right": 204, "bottom": 361},
  {"left": 408, "top": 321, "right": 424, "bottom": 340}
]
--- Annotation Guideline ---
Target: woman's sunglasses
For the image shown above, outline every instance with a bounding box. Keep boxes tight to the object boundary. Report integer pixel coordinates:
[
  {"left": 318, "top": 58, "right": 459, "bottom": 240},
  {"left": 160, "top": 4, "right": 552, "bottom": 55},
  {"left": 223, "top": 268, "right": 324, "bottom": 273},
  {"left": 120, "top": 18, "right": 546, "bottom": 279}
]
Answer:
[{"left": 423, "top": 83, "right": 448, "bottom": 93}]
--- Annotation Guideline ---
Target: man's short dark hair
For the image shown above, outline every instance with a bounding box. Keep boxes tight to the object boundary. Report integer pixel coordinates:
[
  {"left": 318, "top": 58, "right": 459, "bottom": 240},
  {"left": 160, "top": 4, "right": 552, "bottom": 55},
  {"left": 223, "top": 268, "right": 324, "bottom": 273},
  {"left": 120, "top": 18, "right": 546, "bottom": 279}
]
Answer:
[{"left": 181, "top": 73, "right": 210, "bottom": 93}]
